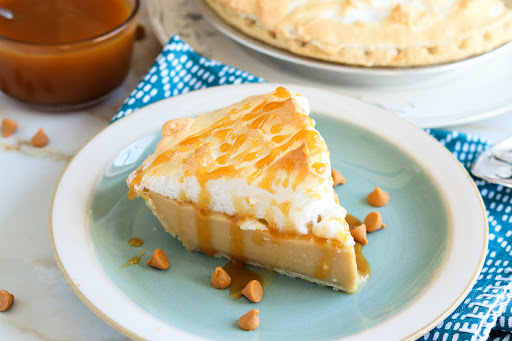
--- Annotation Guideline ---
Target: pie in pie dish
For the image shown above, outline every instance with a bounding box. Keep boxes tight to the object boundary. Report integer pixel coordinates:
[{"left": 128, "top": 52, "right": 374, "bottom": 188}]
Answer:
[
  {"left": 127, "top": 87, "right": 369, "bottom": 293},
  {"left": 204, "top": 0, "right": 512, "bottom": 67}
]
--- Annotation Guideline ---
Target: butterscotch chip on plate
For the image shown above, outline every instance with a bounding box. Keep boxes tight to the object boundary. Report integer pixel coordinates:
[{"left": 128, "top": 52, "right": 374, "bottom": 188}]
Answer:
[
  {"left": 127, "top": 87, "right": 369, "bottom": 293},
  {"left": 31, "top": 128, "right": 49, "bottom": 147},
  {"left": 364, "top": 212, "right": 384, "bottom": 232},
  {"left": 2, "top": 118, "right": 18, "bottom": 138},
  {"left": 146, "top": 249, "right": 170, "bottom": 270},
  {"left": 211, "top": 267, "right": 231, "bottom": 289},
  {"left": 367, "top": 187, "right": 389, "bottom": 207},
  {"left": 331, "top": 169, "right": 345, "bottom": 186},
  {"left": 241, "top": 280, "right": 263, "bottom": 303},
  {"left": 0, "top": 290, "right": 14, "bottom": 312},
  {"left": 238, "top": 309, "right": 260, "bottom": 331},
  {"left": 350, "top": 224, "right": 368, "bottom": 245}
]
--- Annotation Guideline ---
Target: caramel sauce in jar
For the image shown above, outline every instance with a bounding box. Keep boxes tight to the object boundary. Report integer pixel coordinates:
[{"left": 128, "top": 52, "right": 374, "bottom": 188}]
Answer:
[{"left": 0, "top": 0, "right": 139, "bottom": 107}]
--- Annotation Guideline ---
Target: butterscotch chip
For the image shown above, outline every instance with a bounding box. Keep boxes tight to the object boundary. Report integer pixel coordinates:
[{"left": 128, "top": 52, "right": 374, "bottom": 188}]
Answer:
[
  {"left": 0, "top": 290, "right": 14, "bottom": 312},
  {"left": 238, "top": 309, "right": 260, "bottom": 331},
  {"left": 147, "top": 249, "right": 169, "bottom": 270},
  {"left": 364, "top": 211, "right": 384, "bottom": 232},
  {"left": 135, "top": 25, "right": 146, "bottom": 41},
  {"left": 31, "top": 128, "right": 49, "bottom": 147},
  {"left": 367, "top": 186, "right": 389, "bottom": 207},
  {"left": 241, "top": 280, "right": 263, "bottom": 303},
  {"left": 2, "top": 118, "right": 18, "bottom": 138},
  {"left": 350, "top": 224, "right": 368, "bottom": 245},
  {"left": 331, "top": 169, "right": 346, "bottom": 186},
  {"left": 211, "top": 267, "right": 231, "bottom": 289}
]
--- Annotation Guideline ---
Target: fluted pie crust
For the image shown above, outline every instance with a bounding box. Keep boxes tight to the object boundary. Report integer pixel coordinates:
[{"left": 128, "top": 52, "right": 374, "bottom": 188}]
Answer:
[{"left": 204, "top": 0, "right": 512, "bottom": 67}]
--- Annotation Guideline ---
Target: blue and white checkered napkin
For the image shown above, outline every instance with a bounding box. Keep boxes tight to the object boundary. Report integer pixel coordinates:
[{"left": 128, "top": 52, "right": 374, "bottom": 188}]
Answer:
[{"left": 114, "top": 35, "right": 512, "bottom": 341}]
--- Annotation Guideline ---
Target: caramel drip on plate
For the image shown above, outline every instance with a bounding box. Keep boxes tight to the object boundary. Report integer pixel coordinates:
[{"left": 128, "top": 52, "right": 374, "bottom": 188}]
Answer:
[
  {"left": 121, "top": 251, "right": 145, "bottom": 268},
  {"left": 355, "top": 243, "right": 370, "bottom": 278},
  {"left": 128, "top": 238, "right": 143, "bottom": 247},
  {"left": 345, "top": 214, "right": 362, "bottom": 229},
  {"left": 223, "top": 260, "right": 263, "bottom": 299}
]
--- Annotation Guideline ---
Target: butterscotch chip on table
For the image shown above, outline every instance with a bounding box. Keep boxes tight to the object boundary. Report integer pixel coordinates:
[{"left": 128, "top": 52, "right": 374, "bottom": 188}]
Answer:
[
  {"left": 364, "top": 212, "right": 384, "bottom": 232},
  {"left": 238, "top": 309, "right": 260, "bottom": 331},
  {"left": 331, "top": 169, "right": 345, "bottom": 186},
  {"left": 2, "top": 118, "right": 18, "bottom": 138},
  {"left": 211, "top": 267, "right": 231, "bottom": 289},
  {"left": 146, "top": 249, "right": 170, "bottom": 270},
  {"left": 135, "top": 25, "right": 146, "bottom": 41},
  {"left": 0, "top": 290, "right": 14, "bottom": 312},
  {"left": 127, "top": 87, "right": 369, "bottom": 294},
  {"left": 241, "top": 280, "right": 263, "bottom": 303},
  {"left": 31, "top": 128, "right": 49, "bottom": 147},
  {"left": 350, "top": 224, "right": 368, "bottom": 245}
]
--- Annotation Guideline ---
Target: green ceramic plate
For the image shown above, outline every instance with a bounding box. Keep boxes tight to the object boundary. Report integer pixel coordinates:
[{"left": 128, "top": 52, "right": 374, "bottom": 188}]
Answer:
[{"left": 51, "top": 83, "right": 487, "bottom": 340}]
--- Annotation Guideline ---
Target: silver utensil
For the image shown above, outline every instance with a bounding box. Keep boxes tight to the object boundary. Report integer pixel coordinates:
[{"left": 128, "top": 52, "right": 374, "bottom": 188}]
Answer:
[
  {"left": 0, "top": 7, "right": 14, "bottom": 20},
  {"left": 472, "top": 137, "right": 512, "bottom": 188}
]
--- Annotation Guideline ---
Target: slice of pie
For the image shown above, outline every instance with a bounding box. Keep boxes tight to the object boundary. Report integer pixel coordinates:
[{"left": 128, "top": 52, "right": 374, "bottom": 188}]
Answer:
[
  {"left": 204, "top": 0, "right": 512, "bottom": 67},
  {"left": 127, "top": 87, "right": 369, "bottom": 293}
]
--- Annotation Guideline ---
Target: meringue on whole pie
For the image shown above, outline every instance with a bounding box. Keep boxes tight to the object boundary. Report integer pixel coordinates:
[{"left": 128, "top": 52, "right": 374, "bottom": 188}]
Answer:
[
  {"left": 204, "top": 0, "right": 512, "bottom": 67},
  {"left": 127, "top": 87, "right": 369, "bottom": 293}
]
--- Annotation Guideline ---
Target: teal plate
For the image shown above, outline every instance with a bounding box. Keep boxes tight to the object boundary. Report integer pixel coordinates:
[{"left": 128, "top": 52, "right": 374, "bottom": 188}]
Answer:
[{"left": 51, "top": 84, "right": 487, "bottom": 340}]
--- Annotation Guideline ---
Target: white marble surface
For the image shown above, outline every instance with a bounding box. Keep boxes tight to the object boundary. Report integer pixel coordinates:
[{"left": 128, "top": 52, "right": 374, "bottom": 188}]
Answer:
[{"left": 0, "top": 2, "right": 511, "bottom": 341}]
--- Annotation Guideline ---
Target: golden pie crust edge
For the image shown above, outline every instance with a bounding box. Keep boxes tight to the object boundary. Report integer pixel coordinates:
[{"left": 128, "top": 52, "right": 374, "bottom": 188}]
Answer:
[{"left": 205, "top": 0, "right": 512, "bottom": 67}]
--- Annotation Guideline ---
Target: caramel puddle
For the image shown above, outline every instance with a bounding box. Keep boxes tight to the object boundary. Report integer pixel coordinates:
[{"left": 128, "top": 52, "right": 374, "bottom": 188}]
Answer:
[
  {"left": 128, "top": 237, "right": 143, "bottom": 247},
  {"left": 223, "top": 260, "right": 277, "bottom": 299}
]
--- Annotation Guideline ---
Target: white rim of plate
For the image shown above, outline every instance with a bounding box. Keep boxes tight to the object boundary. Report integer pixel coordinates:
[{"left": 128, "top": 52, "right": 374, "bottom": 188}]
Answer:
[{"left": 50, "top": 83, "right": 487, "bottom": 341}]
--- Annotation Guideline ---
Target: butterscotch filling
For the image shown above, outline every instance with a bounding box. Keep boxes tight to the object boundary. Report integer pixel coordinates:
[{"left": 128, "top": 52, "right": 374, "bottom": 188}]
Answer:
[{"left": 141, "top": 191, "right": 369, "bottom": 293}]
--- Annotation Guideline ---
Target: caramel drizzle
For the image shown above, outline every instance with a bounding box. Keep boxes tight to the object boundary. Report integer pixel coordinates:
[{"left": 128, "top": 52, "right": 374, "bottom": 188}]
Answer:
[
  {"left": 312, "top": 162, "right": 327, "bottom": 174},
  {"left": 197, "top": 209, "right": 215, "bottom": 255}
]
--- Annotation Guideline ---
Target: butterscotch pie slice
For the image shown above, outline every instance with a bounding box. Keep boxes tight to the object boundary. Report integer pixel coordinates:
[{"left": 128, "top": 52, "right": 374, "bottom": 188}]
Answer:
[
  {"left": 205, "top": 0, "right": 512, "bottom": 67},
  {"left": 127, "top": 87, "right": 369, "bottom": 293}
]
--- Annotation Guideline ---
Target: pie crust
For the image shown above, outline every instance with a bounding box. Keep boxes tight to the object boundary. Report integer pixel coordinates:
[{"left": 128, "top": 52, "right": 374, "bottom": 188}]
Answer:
[
  {"left": 204, "top": 0, "right": 512, "bottom": 67},
  {"left": 127, "top": 87, "right": 369, "bottom": 293}
]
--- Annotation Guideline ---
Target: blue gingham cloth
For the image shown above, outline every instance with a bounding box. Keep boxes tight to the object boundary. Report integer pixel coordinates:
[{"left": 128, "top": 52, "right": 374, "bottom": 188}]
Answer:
[{"left": 114, "top": 35, "right": 512, "bottom": 341}]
